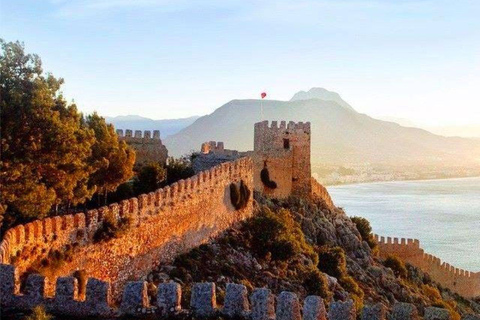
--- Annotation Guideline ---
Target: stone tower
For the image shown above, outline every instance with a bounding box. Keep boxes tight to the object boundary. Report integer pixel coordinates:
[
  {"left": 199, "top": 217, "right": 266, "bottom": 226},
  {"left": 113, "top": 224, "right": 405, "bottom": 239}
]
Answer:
[
  {"left": 116, "top": 129, "right": 168, "bottom": 167},
  {"left": 253, "top": 120, "right": 311, "bottom": 198}
]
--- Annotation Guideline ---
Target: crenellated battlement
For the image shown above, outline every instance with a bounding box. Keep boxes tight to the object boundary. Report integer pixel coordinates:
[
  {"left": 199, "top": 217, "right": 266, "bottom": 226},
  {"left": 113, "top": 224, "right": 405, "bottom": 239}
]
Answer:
[
  {"left": 116, "top": 128, "right": 168, "bottom": 165},
  {"left": 375, "top": 235, "right": 420, "bottom": 249},
  {"left": 116, "top": 129, "right": 161, "bottom": 140},
  {"left": 254, "top": 120, "right": 311, "bottom": 134},
  {"left": 0, "top": 158, "right": 254, "bottom": 299},
  {"left": 375, "top": 234, "right": 480, "bottom": 297},
  {"left": 253, "top": 120, "right": 312, "bottom": 198},
  {"left": 2, "top": 267, "right": 474, "bottom": 319},
  {"left": 201, "top": 141, "right": 225, "bottom": 154}
]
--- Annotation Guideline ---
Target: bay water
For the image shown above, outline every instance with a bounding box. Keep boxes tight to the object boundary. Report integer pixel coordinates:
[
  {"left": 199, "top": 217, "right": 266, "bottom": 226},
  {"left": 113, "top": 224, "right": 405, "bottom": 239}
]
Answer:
[{"left": 328, "top": 177, "right": 480, "bottom": 271}]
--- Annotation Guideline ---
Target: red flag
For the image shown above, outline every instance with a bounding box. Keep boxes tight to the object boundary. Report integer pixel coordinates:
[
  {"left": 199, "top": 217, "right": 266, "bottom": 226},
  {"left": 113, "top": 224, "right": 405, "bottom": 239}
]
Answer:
[{"left": 261, "top": 92, "right": 267, "bottom": 99}]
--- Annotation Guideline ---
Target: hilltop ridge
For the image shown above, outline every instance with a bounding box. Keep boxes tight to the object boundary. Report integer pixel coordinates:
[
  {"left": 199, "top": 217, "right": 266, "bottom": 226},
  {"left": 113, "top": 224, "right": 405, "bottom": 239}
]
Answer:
[
  {"left": 290, "top": 87, "right": 356, "bottom": 111},
  {"left": 163, "top": 92, "right": 480, "bottom": 168}
]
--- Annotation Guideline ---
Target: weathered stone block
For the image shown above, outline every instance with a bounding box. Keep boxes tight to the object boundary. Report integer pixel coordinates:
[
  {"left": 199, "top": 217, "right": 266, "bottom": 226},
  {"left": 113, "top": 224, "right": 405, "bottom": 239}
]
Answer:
[
  {"left": 191, "top": 282, "right": 216, "bottom": 317},
  {"left": 54, "top": 277, "right": 78, "bottom": 306},
  {"left": 85, "top": 278, "right": 112, "bottom": 315},
  {"left": 251, "top": 288, "right": 275, "bottom": 320},
  {"left": 328, "top": 299, "right": 356, "bottom": 320},
  {"left": 223, "top": 283, "right": 249, "bottom": 317},
  {"left": 120, "top": 281, "right": 148, "bottom": 315},
  {"left": 0, "top": 264, "right": 18, "bottom": 305},
  {"left": 424, "top": 307, "right": 451, "bottom": 320},
  {"left": 361, "top": 303, "right": 386, "bottom": 320},
  {"left": 25, "top": 274, "right": 47, "bottom": 303},
  {"left": 276, "top": 291, "right": 301, "bottom": 320},
  {"left": 303, "top": 295, "right": 326, "bottom": 320},
  {"left": 391, "top": 302, "right": 419, "bottom": 320},
  {"left": 157, "top": 282, "right": 182, "bottom": 315}
]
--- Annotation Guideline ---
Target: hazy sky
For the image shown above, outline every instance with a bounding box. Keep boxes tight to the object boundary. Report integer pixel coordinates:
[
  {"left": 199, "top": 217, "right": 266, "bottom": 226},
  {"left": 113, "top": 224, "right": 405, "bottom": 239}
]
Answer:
[{"left": 1, "top": 0, "right": 479, "bottom": 126}]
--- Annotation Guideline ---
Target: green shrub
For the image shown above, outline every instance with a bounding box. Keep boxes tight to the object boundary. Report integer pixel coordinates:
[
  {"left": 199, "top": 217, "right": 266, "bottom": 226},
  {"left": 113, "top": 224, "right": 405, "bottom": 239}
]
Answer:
[
  {"left": 303, "top": 268, "right": 330, "bottom": 298},
  {"left": 260, "top": 168, "right": 277, "bottom": 189},
  {"left": 248, "top": 207, "right": 317, "bottom": 264},
  {"left": 384, "top": 255, "right": 408, "bottom": 279},
  {"left": 165, "top": 157, "right": 195, "bottom": 185},
  {"left": 317, "top": 246, "right": 347, "bottom": 279},
  {"left": 340, "top": 275, "right": 364, "bottom": 311},
  {"left": 270, "top": 239, "right": 296, "bottom": 261},
  {"left": 432, "top": 299, "right": 461, "bottom": 320},
  {"left": 249, "top": 207, "right": 316, "bottom": 262},
  {"left": 350, "top": 216, "right": 377, "bottom": 250},
  {"left": 133, "top": 162, "right": 166, "bottom": 195},
  {"left": 316, "top": 246, "right": 364, "bottom": 311},
  {"left": 93, "top": 212, "right": 133, "bottom": 243},
  {"left": 24, "top": 305, "right": 52, "bottom": 320}
]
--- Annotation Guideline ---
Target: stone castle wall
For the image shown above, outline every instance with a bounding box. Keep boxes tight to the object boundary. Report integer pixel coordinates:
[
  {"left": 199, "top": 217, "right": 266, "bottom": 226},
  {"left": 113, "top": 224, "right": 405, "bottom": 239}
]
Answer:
[
  {"left": 3, "top": 268, "right": 469, "bottom": 320},
  {"left": 117, "top": 129, "right": 169, "bottom": 165},
  {"left": 0, "top": 158, "right": 254, "bottom": 299},
  {"left": 375, "top": 235, "right": 480, "bottom": 298},
  {"left": 311, "top": 178, "right": 334, "bottom": 208},
  {"left": 200, "top": 141, "right": 239, "bottom": 157},
  {"left": 253, "top": 121, "right": 312, "bottom": 198},
  {"left": 253, "top": 150, "right": 294, "bottom": 198}
]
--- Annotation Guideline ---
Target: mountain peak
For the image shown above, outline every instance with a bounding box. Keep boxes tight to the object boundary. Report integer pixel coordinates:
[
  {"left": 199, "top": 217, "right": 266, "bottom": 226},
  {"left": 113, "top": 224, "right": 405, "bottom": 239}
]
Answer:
[{"left": 290, "top": 87, "right": 355, "bottom": 111}]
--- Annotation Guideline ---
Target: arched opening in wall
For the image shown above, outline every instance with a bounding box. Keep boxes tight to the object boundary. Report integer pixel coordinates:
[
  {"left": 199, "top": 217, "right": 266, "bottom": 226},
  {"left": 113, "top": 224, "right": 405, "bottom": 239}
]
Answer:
[{"left": 283, "top": 138, "right": 290, "bottom": 150}]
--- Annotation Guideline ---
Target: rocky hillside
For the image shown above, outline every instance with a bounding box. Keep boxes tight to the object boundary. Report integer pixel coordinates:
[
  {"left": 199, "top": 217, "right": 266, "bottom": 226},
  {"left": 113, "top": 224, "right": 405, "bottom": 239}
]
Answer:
[
  {"left": 145, "top": 194, "right": 480, "bottom": 319},
  {"left": 163, "top": 88, "right": 480, "bottom": 166}
]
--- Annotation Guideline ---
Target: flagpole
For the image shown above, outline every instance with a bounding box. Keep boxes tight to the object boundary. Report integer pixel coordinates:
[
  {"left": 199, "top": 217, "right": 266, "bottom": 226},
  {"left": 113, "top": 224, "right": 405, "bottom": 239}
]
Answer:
[{"left": 261, "top": 99, "right": 264, "bottom": 120}]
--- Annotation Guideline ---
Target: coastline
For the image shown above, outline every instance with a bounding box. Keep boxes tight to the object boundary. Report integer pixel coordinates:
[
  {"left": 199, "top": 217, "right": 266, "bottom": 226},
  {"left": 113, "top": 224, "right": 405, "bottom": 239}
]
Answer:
[
  {"left": 328, "top": 176, "right": 480, "bottom": 271},
  {"left": 322, "top": 174, "right": 480, "bottom": 188}
]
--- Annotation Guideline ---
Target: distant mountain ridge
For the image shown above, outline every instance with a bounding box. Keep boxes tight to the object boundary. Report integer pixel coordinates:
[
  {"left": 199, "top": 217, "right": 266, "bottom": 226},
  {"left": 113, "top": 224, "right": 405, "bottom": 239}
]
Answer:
[
  {"left": 106, "top": 115, "right": 200, "bottom": 138},
  {"left": 290, "top": 87, "right": 355, "bottom": 111},
  {"left": 163, "top": 88, "right": 480, "bottom": 166},
  {"left": 379, "top": 116, "right": 480, "bottom": 138}
]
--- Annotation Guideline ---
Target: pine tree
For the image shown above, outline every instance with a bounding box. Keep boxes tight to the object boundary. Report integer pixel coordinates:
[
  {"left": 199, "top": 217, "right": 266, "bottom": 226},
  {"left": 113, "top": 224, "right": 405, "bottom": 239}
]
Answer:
[
  {"left": 0, "top": 39, "right": 96, "bottom": 223},
  {"left": 86, "top": 112, "right": 135, "bottom": 204}
]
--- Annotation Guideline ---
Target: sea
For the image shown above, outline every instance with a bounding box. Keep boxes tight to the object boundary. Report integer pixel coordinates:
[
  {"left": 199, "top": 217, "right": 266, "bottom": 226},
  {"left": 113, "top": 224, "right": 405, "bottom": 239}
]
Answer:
[{"left": 328, "top": 177, "right": 480, "bottom": 272}]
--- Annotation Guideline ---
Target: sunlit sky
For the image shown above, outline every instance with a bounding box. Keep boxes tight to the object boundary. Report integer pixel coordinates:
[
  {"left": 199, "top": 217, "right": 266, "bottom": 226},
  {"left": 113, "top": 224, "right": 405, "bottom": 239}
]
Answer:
[{"left": 1, "top": 0, "right": 479, "bottom": 126}]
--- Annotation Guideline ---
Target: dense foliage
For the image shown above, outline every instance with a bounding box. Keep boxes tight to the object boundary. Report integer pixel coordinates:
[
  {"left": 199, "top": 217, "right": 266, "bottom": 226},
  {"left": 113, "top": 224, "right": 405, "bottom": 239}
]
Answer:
[
  {"left": 351, "top": 216, "right": 377, "bottom": 250},
  {"left": 316, "top": 245, "right": 364, "bottom": 310},
  {"left": 164, "top": 157, "right": 195, "bottom": 185},
  {"left": 85, "top": 112, "right": 135, "bottom": 204},
  {"left": 383, "top": 254, "right": 408, "bottom": 279},
  {"left": 0, "top": 40, "right": 135, "bottom": 229},
  {"left": 133, "top": 162, "right": 167, "bottom": 195}
]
